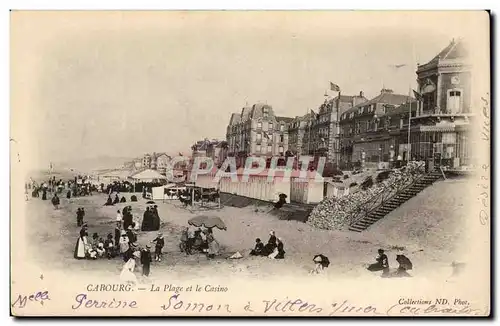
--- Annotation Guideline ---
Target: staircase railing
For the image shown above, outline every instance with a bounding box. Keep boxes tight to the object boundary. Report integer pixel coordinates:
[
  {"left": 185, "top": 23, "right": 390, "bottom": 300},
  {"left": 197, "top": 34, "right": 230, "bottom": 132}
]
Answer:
[{"left": 349, "top": 164, "right": 426, "bottom": 227}]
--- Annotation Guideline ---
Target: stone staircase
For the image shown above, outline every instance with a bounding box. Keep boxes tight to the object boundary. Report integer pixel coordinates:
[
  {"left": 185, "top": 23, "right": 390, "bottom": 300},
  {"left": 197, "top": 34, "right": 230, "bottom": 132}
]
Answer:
[{"left": 348, "top": 172, "right": 442, "bottom": 232}]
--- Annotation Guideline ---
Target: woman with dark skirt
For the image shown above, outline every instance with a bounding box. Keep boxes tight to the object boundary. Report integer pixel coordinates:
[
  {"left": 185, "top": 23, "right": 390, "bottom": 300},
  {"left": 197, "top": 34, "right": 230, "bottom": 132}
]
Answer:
[
  {"left": 367, "top": 249, "right": 390, "bottom": 276},
  {"left": 275, "top": 238, "right": 286, "bottom": 259},
  {"left": 250, "top": 238, "right": 264, "bottom": 256},
  {"left": 263, "top": 230, "right": 277, "bottom": 256},
  {"left": 74, "top": 224, "right": 89, "bottom": 260},
  {"left": 104, "top": 195, "right": 113, "bottom": 206}
]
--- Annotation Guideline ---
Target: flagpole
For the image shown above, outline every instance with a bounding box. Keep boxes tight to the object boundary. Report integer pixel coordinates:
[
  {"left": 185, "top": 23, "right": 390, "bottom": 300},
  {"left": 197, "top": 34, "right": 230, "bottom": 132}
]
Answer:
[
  {"left": 308, "top": 111, "right": 312, "bottom": 155},
  {"left": 336, "top": 90, "right": 341, "bottom": 167},
  {"left": 407, "top": 85, "right": 412, "bottom": 162}
]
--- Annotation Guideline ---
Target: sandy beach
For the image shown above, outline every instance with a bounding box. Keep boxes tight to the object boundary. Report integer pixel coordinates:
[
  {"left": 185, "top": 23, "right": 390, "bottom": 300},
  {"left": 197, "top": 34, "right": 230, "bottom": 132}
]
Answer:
[{"left": 22, "top": 179, "right": 469, "bottom": 283}]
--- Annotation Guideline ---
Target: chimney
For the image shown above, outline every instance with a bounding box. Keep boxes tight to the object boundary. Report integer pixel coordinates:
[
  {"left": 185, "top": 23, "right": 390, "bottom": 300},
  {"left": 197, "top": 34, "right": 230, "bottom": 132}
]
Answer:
[{"left": 359, "top": 91, "right": 364, "bottom": 98}]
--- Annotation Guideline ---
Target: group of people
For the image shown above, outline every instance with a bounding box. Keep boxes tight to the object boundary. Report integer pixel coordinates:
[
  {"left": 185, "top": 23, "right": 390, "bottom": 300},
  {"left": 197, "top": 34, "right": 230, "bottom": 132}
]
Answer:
[
  {"left": 73, "top": 221, "right": 155, "bottom": 282},
  {"left": 104, "top": 193, "right": 129, "bottom": 206},
  {"left": 141, "top": 205, "right": 161, "bottom": 231},
  {"left": 177, "top": 188, "right": 221, "bottom": 208},
  {"left": 74, "top": 224, "right": 110, "bottom": 260},
  {"left": 249, "top": 230, "right": 285, "bottom": 259},
  {"left": 180, "top": 227, "right": 220, "bottom": 259},
  {"left": 76, "top": 207, "right": 86, "bottom": 226},
  {"left": 367, "top": 249, "right": 413, "bottom": 278},
  {"left": 117, "top": 206, "right": 140, "bottom": 232}
]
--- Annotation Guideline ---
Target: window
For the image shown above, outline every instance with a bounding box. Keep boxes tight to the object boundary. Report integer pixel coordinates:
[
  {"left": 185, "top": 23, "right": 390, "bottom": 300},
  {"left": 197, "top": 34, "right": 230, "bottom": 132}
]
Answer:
[
  {"left": 423, "top": 92, "right": 436, "bottom": 112},
  {"left": 447, "top": 89, "right": 462, "bottom": 114},
  {"left": 279, "top": 146, "right": 284, "bottom": 153},
  {"left": 257, "top": 121, "right": 262, "bottom": 129},
  {"left": 442, "top": 133, "right": 456, "bottom": 144},
  {"left": 256, "top": 133, "right": 262, "bottom": 142},
  {"left": 256, "top": 145, "right": 261, "bottom": 153},
  {"left": 268, "top": 122, "right": 273, "bottom": 130},
  {"left": 267, "top": 145, "right": 272, "bottom": 153},
  {"left": 280, "top": 124, "right": 284, "bottom": 132},
  {"left": 280, "top": 135, "right": 284, "bottom": 142}
]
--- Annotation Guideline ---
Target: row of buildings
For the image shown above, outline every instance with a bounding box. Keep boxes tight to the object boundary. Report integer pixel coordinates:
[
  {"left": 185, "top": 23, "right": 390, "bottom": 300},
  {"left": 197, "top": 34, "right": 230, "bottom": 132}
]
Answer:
[
  {"left": 191, "top": 39, "right": 473, "bottom": 171},
  {"left": 123, "top": 152, "right": 172, "bottom": 175}
]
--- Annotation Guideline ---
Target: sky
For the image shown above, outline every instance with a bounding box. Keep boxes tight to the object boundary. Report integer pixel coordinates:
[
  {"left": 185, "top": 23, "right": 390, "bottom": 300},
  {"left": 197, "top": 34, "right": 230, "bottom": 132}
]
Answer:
[{"left": 10, "top": 11, "right": 488, "bottom": 170}]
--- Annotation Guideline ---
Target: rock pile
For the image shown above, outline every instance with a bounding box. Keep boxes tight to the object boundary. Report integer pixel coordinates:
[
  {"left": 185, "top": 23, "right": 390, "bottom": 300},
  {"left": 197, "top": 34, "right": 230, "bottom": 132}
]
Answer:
[{"left": 308, "top": 162, "right": 425, "bottom": 230}]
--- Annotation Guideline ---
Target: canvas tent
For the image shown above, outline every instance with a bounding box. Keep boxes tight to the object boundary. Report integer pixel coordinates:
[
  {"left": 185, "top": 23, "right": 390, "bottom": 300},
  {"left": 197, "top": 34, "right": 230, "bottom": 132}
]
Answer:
[
  {"left": 129, "top": 169, "right": 168, "bottom": 183},
  {"left": 97, "top": 169, "right": 133, "bottom": 184}
]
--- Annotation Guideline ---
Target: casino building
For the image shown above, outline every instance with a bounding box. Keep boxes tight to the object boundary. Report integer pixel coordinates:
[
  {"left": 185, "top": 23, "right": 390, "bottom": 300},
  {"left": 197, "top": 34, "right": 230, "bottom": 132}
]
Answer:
[
  {"left": 339, "top": 38, "right": 474, "bottom": 170},
  {"left": 404, "top": 38, "right": 474, "bottom": 169}
]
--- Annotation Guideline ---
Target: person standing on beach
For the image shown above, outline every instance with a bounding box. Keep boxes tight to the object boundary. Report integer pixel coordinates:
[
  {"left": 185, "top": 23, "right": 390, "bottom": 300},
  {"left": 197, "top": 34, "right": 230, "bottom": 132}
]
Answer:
[
  {"left": 51, "top": 193, "right": 60, "bottom": 209},
  {"left": 140, "top": 245, "right": 152, "bottom": 277},
  {"left": 152, "top": 232, "right": 165, "bottom": 261},
  {"left": 76, "top": 208, "right": 82, "bottom": 226},
  {"left": 114, "top": 221, "right": 122, "bottom": 250}
]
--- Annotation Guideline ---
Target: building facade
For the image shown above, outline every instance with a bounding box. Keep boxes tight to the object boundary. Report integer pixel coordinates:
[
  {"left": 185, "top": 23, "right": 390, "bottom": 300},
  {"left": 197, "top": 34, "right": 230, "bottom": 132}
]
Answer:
[
  {"left": 338, "top": 39, "right": 473, "bottom": 170},
  {"left": 226, "top": 103, "right": 292, "bottom": 167},
  {"left": 302, "top": 93, "right": 368, "bottom": 165},
  {"left": 142, "top": 154, "right": 152, "bottom": 169},
  {"left": 155, "top": 153, "right": 171, "bottom": 175},
  {"left": 406, "top": 38, "right": 473, "bottom": 168},
  {"left": 287, "top": 114, "right": 310, "bottom": 156},
  {"left": 190, "top": 139, "right": 229, "bottom": 168},
  {"left": 339, "top": 89, "right": 412, "bottom": 167}
]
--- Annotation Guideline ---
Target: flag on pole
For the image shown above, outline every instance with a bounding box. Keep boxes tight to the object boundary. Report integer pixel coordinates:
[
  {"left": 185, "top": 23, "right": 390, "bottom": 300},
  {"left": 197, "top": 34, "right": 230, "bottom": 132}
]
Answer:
[
  {"left": 310, "top": 109, "right": 319, "bottom": 120},
  {"left": 413, "top": 89, "right": 423, "bottom": 101},
  {"left": 330, "top": 82, "right": 340, "bottom": 92},
  {"left": 263, "top": 131, "right": 271, "bottom": 140},
  {"left": 49, "top": 162, "right": 53, "bottom": 171}
]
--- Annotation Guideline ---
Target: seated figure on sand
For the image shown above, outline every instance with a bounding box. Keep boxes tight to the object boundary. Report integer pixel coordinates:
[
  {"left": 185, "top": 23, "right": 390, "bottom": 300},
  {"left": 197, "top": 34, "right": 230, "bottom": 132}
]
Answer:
[
  {"left": 104, "top": 195, "right": 113, "bottom": 206},
  {"left": 367, "top": 249, "right": 389, "bottom": 276},
  {"left": 250, "top": 238, "right": 264, "bottom": 256},
  {"left": 262, "top": 231, "right": 277, "bottom": 256}
]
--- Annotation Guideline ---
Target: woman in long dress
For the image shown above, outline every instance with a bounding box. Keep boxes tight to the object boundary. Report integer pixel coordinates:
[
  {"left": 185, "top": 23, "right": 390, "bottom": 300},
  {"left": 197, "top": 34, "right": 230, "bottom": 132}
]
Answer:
[
  {"left": 206, "top": 230, "right": 220, "bottom": 259},
  {"left": 74, "top": 224, "right": 89, "bottom": 259},
  {"left": 120, "top": 256, "right": 138, "bottom": 284}
]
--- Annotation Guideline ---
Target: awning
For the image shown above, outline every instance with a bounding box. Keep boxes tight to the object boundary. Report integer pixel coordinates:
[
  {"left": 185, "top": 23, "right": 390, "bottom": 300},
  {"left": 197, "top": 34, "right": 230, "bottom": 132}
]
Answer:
[{"left": 417, "top": 125, "right": 457, "bottom": 132}]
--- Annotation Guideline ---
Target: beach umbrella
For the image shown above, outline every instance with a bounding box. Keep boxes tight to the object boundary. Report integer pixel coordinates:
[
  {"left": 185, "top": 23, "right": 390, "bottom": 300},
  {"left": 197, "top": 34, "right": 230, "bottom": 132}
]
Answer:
[
  {"left": 313, "top": 254, "right": 330, "bottom": 268},
  {"left": 396, "top": 254, "right": 413, "bottom": 270},
  {"left": 188, "top": 215, "right": 227, "bottom": 230}
]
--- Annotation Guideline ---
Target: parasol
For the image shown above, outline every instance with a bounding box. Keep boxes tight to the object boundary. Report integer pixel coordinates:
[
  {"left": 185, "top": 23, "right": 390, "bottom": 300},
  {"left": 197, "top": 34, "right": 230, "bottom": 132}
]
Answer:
[
  {"left": 396, "top": 254, "right": 413, "bottom": 270},
  {"left": 313, "top": 254, "right": 330, "bottom": 268},
  {"left": 188, "top": 215, "right": 227, "bottom": 230}
]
